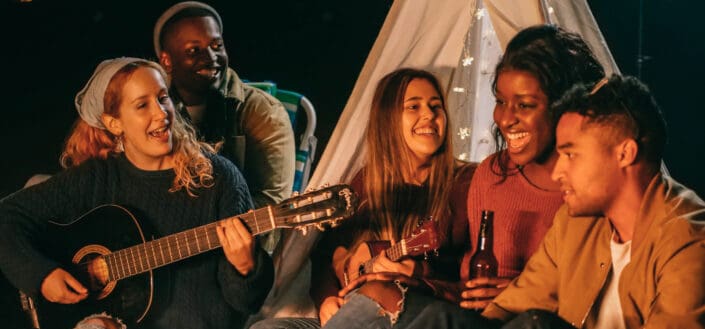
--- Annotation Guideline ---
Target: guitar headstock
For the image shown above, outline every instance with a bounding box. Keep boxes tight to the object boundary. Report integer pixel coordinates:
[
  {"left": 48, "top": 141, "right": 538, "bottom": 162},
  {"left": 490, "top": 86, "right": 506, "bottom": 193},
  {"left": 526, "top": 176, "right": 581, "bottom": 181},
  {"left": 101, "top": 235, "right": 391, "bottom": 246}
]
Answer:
[
  {"left": 404, "top": 220, "right": 440, "bottom": 256},
  {"left": 271, "top": 184, "right": 358, "bottom": 234}
]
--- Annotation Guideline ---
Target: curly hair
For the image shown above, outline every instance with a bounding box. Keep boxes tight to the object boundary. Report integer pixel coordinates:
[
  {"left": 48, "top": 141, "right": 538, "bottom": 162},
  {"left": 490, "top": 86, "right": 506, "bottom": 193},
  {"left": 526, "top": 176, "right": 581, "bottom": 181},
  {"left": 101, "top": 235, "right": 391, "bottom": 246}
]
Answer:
[
  {"left": 490, "top": 24, "right": 605, "bottom": 179},
  {"left": 552, "top": 74, "right": 667, "bottom": 168}
]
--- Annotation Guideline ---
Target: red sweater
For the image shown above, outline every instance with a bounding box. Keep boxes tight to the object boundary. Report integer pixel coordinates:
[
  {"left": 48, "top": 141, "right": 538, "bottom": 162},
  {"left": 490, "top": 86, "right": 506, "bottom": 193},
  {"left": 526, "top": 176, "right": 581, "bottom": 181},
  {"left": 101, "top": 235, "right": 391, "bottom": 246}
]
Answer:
[{"left": 462, "top": 153, "right": 563, "bottom": 279}]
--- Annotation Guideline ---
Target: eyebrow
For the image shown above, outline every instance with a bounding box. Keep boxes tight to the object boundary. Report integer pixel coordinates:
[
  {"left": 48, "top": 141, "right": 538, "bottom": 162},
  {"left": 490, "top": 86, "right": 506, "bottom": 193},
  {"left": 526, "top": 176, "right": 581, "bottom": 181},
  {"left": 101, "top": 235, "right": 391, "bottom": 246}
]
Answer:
[
  {"left": 556, "top": 142, "right": 574, "bottom": 151},
  {"left": 130, "top": 95, "right": 150, "bottom": 105},
  {"left": 404, "top": 96, "right": 441, "bottom": 102},
  {"left": 504, "top": 92, "right": 543, "bottom": 100},
  {"left": 556, "top": 142, "right": 575, "bottom": 150},
  {"left": 494, "top": 89, "right": 542, "bottom": 98},
  {"left": 129, "top": 88, "right": 167, "bottom": 104}
]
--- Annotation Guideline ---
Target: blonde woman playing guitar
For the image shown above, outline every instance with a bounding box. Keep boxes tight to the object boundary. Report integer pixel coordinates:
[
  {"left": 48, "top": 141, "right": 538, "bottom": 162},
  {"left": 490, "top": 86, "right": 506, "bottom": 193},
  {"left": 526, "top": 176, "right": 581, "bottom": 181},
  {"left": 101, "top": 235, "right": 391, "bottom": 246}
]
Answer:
[{"left": 0, "top": 58, "right": 313, "bottom": 329}]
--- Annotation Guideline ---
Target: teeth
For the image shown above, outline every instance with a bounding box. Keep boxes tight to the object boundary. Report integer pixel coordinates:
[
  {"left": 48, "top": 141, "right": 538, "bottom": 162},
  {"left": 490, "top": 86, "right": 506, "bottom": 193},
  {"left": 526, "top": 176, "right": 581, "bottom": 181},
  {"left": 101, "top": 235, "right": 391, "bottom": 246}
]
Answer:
[
  {"left": 149, "top": 127, "right": 168, "bottom": 137},
  {"left": 414, "top": 127, "right": 436, "bottom": 135},
  {"left": 198, "top": 68, "right": 219, "bottom": 78},
  {"left": 506, "top": 132, "right": 529, "bottom": 140},
  {"left": 506, "top": 131, "right": 530, "bottom": 150}
]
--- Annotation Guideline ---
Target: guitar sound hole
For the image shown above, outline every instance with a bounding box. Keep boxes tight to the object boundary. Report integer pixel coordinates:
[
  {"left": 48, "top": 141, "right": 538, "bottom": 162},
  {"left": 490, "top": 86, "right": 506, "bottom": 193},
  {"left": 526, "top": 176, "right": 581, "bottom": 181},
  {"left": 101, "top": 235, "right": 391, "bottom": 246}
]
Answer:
[{"left": 73, "top": 244, "right": 113, "bottom": 298}]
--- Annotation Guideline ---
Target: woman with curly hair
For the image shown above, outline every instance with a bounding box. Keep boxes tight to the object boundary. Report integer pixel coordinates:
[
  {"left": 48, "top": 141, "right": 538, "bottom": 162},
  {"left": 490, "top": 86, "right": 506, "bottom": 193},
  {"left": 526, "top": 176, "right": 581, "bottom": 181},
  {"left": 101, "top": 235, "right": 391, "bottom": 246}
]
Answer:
[
  {"left": 460, "top": 24, "right": 605, "bottom": 310},
  {"left": 0, "top": 58, "right": 273, "bottom": 329}
]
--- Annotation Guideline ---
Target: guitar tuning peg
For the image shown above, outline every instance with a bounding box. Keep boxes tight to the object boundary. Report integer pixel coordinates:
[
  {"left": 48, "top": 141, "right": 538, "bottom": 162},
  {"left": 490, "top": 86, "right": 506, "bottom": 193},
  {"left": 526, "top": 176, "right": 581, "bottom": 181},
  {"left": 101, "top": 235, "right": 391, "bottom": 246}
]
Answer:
[
  {"left": 329, "top": 219, "right": 341, "bottom": 228},
  {"left": 292, "top": 191, "right": 300, "bottom": 197},
  {"left": 433, "top": 249, "right": 439, "bottom": 257},
  {"left": 315, "top": 223, "right": 326, "bottom": 231}
]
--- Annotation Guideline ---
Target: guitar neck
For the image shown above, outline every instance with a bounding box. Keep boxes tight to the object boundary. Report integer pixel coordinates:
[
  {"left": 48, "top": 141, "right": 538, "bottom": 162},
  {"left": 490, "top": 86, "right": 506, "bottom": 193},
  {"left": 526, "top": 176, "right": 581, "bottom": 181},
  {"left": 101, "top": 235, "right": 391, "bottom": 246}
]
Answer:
[
  {"left": 104, "top": 207, "right": 275, "bottom": 281},
  {"left": 359, "top": 240, "right": 408, "bottom": 277}
]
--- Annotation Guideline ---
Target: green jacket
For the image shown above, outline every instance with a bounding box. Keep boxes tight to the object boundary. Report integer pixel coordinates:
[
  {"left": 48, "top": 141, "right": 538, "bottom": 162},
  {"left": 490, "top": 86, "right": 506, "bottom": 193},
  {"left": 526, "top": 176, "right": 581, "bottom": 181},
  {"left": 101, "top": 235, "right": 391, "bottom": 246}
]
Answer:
[
  {"left": 483, "top": 174, "right": 705, "bottom": 328},
  {"left": 176, "top": 68, "right": 295, "bottom": 208}
]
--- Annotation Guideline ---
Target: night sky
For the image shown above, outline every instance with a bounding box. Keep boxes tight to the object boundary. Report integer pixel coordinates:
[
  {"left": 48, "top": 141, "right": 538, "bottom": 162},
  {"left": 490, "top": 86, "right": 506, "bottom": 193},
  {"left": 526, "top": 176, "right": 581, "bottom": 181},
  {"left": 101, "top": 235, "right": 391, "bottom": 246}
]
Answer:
[{"left": 1, "top": 0, "right": 703, "bottom": 197}]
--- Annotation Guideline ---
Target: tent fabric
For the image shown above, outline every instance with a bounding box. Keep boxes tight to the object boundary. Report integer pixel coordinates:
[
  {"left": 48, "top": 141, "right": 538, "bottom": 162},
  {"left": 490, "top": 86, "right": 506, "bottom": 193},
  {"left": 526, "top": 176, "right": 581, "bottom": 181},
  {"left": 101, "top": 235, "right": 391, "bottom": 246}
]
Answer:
[
  {"left": 256, "top": 0, "right": 620, "bottom": 319},
  {"left": 544, "top": 0, "right": 619, "bottom": 75}
]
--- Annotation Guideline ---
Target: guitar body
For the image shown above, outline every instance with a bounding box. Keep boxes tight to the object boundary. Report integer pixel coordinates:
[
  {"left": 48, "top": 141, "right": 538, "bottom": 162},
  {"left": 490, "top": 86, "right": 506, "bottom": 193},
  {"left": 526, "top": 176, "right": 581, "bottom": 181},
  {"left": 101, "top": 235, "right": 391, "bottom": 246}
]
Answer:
[
  {"left": 16, "top": 184, "right": 359, "bottom": 329},
  {"left": 35, "top": 205, "right": 153, "bottom": 329},
  {"left": 342, "top": 240, "right": 391, "bottom": 285}
]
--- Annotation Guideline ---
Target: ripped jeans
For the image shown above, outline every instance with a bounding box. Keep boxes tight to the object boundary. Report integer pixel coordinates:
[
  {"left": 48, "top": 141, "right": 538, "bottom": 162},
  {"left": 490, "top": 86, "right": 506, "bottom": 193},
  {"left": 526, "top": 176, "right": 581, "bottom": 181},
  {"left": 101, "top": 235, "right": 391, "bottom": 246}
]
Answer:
[
  {"left": 322, "top": 292, "right": 398, "bottom": 329},
  {"left": 322, "top": 279, "right": 409, "bottom": 329},
  {"left": 323, "top": 287, "right": 498, "bottom": 329}
]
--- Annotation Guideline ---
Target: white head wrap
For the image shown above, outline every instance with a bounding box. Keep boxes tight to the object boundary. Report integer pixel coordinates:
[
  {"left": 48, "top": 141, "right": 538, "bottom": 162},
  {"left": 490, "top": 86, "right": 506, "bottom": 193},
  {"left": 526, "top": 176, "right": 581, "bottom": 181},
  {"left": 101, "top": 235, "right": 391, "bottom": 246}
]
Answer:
[
  {"left": 74, "top": 57, "right": 143, "bottom": 129},
  {"left": 153, "top": 1, "right": 223, "bottom": 57}
]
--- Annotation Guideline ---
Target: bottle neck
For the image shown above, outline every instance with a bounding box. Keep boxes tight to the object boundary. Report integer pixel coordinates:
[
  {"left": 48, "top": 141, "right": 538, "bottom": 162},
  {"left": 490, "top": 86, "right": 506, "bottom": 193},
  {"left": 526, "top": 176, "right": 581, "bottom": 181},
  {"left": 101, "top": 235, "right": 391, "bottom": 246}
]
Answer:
[
  {"left": 476, "top": 216, "right": 493, "bottom": 251},
  {"left": 478, "top": 235, "right": 488, "bottom": 251}
]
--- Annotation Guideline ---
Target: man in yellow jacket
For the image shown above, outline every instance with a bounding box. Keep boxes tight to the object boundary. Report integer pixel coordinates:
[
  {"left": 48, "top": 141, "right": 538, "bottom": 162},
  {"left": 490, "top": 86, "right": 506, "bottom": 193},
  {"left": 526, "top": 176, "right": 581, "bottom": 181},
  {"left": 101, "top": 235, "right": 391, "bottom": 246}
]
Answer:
[{"left": 482, "top": 74, "right": 705, "bottom": 328}]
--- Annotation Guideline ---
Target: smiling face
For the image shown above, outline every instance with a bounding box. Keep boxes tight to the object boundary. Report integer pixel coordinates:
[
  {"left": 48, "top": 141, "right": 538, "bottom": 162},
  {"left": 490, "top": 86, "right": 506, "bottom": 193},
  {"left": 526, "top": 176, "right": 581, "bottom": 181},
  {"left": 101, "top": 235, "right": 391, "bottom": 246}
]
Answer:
[
  {"left": 493, "top": 70, "right": 554, "bottom": 166},
  {"left": 552, "top": 113, "right": 622, "bottom": 217},
  {"left": 160, "top": 15, "right": 227, "bottom": 104},
  {"left": 103, "top": 66, "right": 175, "bottom": 170},
  {"left": 401, "top": 78, "right": 447, "bottom": 166}
]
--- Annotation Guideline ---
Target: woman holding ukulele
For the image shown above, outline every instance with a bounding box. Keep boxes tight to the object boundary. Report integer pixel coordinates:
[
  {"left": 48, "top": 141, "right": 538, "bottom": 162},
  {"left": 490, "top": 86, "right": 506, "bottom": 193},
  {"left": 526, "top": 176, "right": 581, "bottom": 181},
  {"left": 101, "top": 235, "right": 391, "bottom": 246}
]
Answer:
[{"left": 313, "top": 68, "right": 475, "bottom": 328}]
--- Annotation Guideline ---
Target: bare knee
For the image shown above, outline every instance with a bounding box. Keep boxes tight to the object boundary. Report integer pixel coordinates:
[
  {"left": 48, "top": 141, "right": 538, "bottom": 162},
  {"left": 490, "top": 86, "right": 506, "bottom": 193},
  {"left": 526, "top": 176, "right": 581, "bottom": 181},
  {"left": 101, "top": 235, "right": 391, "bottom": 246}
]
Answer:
[{"left": 358, "top": 281, "right": 403, "bottom": 313}]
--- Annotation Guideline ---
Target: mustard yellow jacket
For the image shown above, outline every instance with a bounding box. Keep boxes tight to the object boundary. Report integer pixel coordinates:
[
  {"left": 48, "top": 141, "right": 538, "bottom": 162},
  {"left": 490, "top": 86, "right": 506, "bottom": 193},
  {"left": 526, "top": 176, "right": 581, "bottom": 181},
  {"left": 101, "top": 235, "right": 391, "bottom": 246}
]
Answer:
[{"left": 483, "top": 174, "right": 705, "bottom": 328}]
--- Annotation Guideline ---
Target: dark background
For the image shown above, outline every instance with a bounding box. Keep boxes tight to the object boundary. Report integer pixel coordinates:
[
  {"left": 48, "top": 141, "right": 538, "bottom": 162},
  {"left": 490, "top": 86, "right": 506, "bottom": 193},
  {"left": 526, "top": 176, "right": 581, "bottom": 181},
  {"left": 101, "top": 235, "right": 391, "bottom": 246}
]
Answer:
[
  {"left": 0, "top": 0, "right": 703, "bottom": 325},
  {"left": 1, "top": 0, "right": 703, "bottom": 198}
]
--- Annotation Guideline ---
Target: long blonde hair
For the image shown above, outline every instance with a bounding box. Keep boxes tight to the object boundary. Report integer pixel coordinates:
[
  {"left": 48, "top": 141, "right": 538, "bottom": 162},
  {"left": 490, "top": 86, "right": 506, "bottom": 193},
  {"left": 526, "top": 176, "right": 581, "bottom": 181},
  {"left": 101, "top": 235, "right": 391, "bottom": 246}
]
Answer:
[
  {"left": 61, "top": 60, "right": 216, "bottom": 196},
  {"left": 362, "top": 68, "right": 455, "bottom": 243}
]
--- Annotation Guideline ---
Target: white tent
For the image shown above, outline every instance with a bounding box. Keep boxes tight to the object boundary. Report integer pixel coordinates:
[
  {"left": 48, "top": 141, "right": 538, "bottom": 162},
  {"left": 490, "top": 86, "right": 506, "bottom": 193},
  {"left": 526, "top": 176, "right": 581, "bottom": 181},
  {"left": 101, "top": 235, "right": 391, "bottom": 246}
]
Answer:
[{"left": 254, "top": 0, "right": 619, "bottom": 320}]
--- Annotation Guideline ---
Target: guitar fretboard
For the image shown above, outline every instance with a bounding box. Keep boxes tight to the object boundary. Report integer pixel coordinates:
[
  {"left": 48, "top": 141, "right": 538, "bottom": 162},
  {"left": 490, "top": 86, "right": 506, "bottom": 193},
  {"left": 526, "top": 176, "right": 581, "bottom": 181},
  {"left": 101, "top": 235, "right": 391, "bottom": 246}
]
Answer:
[
  {"left": 358, "top": 240, "right": 407, "bottom": 280},
  {"left": 104, "top": 207, "right": 275, "bottom": 281}
]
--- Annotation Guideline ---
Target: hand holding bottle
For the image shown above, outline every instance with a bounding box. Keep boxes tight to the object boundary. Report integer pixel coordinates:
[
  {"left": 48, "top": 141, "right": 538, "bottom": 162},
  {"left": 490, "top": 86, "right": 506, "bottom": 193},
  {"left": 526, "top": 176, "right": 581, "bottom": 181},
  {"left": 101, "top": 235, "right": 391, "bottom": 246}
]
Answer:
[
  {"left": 460, "top": 276, "right": 512, "bottom": 309},
  {"left": 463, "top": 210, "right": 501, "bottom": 310}
]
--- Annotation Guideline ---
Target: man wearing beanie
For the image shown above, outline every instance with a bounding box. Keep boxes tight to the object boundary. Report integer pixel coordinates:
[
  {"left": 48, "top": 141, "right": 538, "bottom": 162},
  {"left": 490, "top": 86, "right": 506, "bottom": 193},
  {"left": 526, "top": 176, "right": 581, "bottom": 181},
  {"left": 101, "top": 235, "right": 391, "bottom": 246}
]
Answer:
[{"left": 154, "top": 1, "right": 295, "bottom": 211}]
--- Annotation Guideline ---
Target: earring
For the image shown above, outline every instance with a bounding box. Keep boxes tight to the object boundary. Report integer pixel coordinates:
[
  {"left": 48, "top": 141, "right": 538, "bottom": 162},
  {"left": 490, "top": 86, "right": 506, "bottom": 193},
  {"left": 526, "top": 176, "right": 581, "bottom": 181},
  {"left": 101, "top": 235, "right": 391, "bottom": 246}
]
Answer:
[{"left": 115, "top": 134, "right": 124, "bottom": 152}]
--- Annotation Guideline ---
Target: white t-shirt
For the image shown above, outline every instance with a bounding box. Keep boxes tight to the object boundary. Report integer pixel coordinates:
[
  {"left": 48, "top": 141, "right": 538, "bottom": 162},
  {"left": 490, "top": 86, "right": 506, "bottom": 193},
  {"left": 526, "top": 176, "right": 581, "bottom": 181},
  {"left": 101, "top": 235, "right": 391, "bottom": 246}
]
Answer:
[{"left": 594, "top": 237, "right": 632, "bottom": 329}]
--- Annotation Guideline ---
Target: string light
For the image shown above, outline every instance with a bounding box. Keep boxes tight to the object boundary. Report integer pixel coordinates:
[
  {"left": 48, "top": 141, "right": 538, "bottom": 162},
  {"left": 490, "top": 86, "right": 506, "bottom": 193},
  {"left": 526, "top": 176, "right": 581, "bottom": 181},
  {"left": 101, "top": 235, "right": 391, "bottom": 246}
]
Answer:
[
  {"left": 458, "top": 127, "right": 471, "bottom": 140},
  {"left": 475, "top": 8, "right": 486, "bottom": 20}
]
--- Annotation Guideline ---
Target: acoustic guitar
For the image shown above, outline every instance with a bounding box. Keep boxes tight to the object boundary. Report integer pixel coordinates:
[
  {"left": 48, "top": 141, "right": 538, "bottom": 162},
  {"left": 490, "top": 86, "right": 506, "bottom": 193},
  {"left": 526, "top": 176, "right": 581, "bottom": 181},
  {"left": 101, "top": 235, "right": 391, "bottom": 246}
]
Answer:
[
  {"left": 20, "top": 184, "right": 357, "bottom": 329},
  {"left": 341, "top": 220, "right": 439, "bottom": 286}
]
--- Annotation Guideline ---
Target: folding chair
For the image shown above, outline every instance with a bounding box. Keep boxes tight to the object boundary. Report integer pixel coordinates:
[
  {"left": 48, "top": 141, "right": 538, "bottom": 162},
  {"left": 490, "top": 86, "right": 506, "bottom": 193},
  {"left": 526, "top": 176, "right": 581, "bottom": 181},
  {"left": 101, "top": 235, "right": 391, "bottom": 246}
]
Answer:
[
  {"left": 246, "top": 81, "right": 318, "bottom": 193},
  {"left": 242, "top": 82, "right": 320, "bottom": 324}
]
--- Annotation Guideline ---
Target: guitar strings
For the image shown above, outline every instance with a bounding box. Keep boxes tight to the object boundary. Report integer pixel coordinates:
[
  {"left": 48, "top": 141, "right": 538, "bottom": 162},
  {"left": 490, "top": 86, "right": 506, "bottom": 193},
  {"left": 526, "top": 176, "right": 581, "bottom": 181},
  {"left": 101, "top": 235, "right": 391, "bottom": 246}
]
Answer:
[
  {"left": 349, "top": 243, "right": 404, "bottom": 282},
  {"left": 63, "top": 193, "right": 343, "bottom": 286},
  {"left": 102, "top": 207, "right": 322, "bottom": 280}
]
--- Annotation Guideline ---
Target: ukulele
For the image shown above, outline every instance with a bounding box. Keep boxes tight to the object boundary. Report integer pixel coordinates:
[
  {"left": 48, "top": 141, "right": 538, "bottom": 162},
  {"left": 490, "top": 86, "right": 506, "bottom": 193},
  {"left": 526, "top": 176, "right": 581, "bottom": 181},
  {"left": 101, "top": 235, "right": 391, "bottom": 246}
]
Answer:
[{"left": 340, "top": 220, "right": 439, "bottom": 286}]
